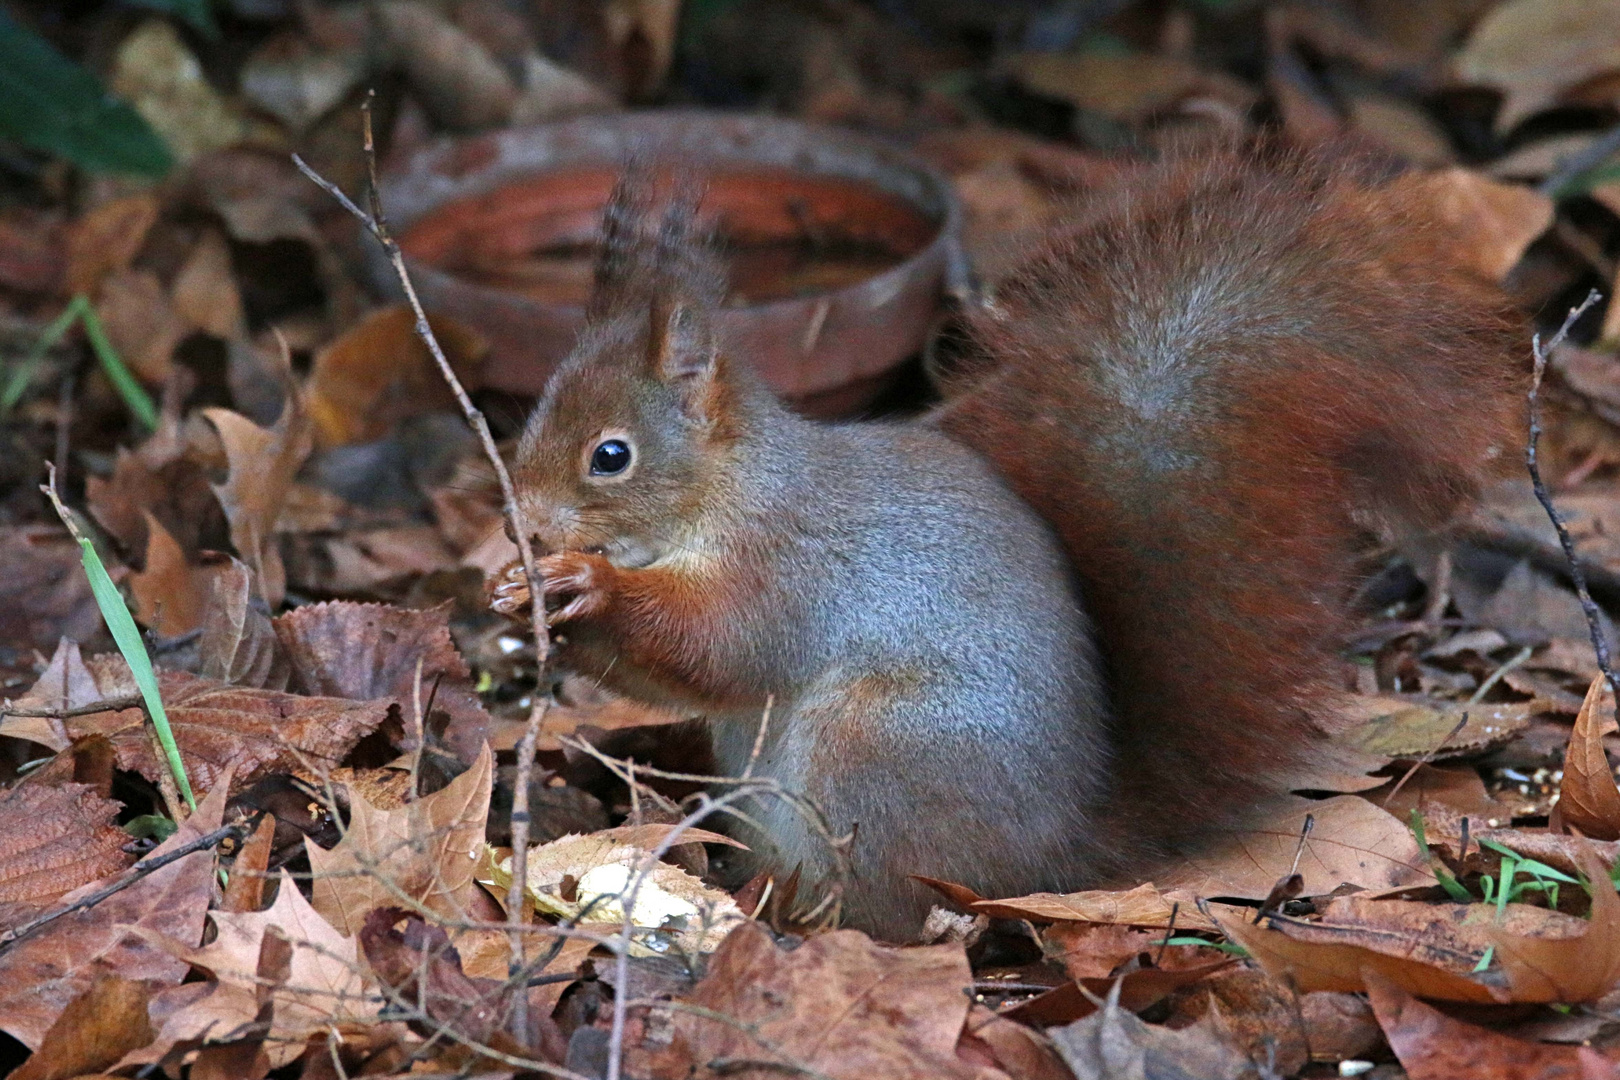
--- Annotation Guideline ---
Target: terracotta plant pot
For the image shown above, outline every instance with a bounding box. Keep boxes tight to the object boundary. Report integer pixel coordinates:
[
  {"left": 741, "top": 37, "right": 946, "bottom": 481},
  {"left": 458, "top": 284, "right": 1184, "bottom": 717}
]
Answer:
[{"left": 370, "top": 110, "right": 964, "bottom": 416}]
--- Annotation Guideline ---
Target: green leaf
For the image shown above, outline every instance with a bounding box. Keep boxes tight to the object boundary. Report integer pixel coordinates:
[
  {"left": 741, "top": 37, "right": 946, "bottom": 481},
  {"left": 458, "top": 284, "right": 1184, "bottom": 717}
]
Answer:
[
  {"left": 125, "top": 0, "right": 219, "bottom": 39},
  {"left": 124, "top": 813, "right": 179, "bottom": 841},
  {"left": 75, "top": 531, "right": 195, "bottom": 810},
  {"left": 0, "top": 11, "right": 173, "bottom": 176}
]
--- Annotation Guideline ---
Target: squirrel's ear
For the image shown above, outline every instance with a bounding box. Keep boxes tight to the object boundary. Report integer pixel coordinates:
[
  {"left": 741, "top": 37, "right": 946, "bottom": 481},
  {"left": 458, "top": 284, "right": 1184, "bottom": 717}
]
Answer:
[{"left": 647, "top": 298, "right": 720, "bottom": 418}]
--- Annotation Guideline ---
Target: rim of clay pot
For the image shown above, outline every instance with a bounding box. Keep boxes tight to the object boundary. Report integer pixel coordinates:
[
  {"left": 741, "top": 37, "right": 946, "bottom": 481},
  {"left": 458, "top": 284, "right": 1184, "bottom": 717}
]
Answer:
[{"left": 368, "top": 110, "right": 964, "bottom": 413}]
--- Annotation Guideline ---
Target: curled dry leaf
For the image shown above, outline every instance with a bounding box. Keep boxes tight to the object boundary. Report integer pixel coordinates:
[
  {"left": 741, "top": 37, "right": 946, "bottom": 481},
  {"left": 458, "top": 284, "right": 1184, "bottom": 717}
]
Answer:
[
  {"left": 632, "top": 921, "right": 982, "bottom": 1080},
  {"left": 0, "top": 774, "right": 228, "bottom": 1049},
  {"left": 205, "top": 380, "right": 314, "bottom": 609},
  {"left": 0, "top": 783, "right": 132, "bottom": 932},
  {"left": 50, "top": 669, "right": 392, "bottom": 797},
  {"left": 197, "top": 557, "right": 290, "bottom": 690},
  {"left": 1003, "top": 957, "right": 1237, "bottom": 1028},
  {"left": 65, "top": 192, "right": 160, "bottom": 297},
  {"left": 1557, "top": 673, "right": 1620, "bottom": 841},
  {"left": 1383, "top": 168, "right": 1554, "bottom": 282},
  {"left": 1, "top": 638, "right": 114, "bottom": 752},
  {"left": 307, "top": 743, "right": 493, "bottom": 936},
  {"left": 1489, "top": 845, "right": 1620, "bottom": 1004},
  {"left": 94, "top": 268, "right": 187, "bottom": 385},
  {"left": 1455, "top": 0, "right": 1620, "bottom": 133},
  {"left": 374, "top": 1, "right": 518, "bottom": 131},
  {"left": 1048, "top": 983, "right": 1255, "bottom": 1080},
  {"left": 1164, "top": 966, "right": 1311, "bottom": 1078},
  {"left": 1364, "top": 969, "right": 1616, "bottom": 1080},
  {"left": 129, "top": 512, "right": 215, "bottom": 636},
  {"left": 484, "top": 828, "right": 746, "bottom": 958},
  {"left": 171, "top": 228, "right": 244, "bottom": 340},
  {"left": 146, "top": 871, "right": 379, "bottom": 1068}
]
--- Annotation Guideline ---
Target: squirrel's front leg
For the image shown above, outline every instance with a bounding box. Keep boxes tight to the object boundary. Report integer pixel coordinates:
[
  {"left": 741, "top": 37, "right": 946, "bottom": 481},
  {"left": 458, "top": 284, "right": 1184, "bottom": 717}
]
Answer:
[{"left": 488, "top": 552, "right": 616, "bottom": 624}]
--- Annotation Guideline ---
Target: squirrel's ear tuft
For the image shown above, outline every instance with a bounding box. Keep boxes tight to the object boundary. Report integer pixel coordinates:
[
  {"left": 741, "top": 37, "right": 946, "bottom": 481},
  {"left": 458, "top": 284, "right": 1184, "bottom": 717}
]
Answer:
[{"left": 648, "top": 297, "right": 721, "bottom": 418}]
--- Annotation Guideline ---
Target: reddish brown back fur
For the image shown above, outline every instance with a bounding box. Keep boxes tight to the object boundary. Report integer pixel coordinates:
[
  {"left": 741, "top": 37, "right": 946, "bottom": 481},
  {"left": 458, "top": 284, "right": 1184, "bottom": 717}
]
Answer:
[{"left": 935, "top": 146, "right": 1522, "bottom": 864}]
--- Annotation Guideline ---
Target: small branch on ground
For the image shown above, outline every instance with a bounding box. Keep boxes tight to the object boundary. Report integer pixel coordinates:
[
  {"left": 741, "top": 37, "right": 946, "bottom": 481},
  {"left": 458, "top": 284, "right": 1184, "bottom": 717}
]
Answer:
[
  {"left": 1527, "top": 289, "right": 1615, "bottom": 729},
  {"left": 293, "top": 91, "right": 554, "bottom": 1042}
]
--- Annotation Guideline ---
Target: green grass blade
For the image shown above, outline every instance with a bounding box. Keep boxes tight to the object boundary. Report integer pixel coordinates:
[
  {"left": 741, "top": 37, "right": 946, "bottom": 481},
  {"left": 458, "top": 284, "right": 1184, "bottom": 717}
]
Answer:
[
  {"left": 75, "top": 296, "right": 158, "bottom": 432},
  {"left": 1, "top": 301, "right": 82, "bottom": 415},
  {"left": 75, "top": 532, "right": 195, "bottom": 809}
]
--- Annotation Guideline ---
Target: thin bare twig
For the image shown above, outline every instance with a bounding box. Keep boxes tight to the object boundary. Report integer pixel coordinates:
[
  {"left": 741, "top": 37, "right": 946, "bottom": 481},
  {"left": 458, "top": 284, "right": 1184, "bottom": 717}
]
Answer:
[
  {"left": 1528, "top": 289, "right": 1615, "bottom": 729},
  {"left": 293, "top": 93, "right": 554, "bottom": 1041},
  {"left": 0, "top": 824, "right": 243, "bottom": 949}
]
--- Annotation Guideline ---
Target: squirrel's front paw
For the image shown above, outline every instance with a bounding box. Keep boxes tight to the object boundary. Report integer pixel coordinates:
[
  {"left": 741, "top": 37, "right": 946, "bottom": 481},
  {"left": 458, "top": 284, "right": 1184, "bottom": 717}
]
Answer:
[
  {"left": 489, "top": 561, "right": 532, "bottom": 619},
  {"left": 540, "top": 551, "right": 614, "bottom": 624}
]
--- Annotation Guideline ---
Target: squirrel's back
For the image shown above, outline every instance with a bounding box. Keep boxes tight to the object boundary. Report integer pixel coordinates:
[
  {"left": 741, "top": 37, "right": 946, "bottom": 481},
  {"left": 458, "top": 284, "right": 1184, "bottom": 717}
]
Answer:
[{"left": 935, "top": 146, "right": 1522, "bottom": 862}]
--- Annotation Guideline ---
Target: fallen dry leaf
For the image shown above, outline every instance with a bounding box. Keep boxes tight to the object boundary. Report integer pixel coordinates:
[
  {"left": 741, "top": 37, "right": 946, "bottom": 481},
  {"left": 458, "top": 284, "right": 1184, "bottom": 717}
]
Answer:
[
  {"left": 205, "top": 383, "right": 315, "bottom": 608},
  {"left": 1361, "top": 762, "right": 1502, "bottom": 822},
  {"left": 959, "top": 1004, "right": 1071, "bottom": 1080},
  {"left": 373, "top": 1, "right": 517, "bottom": 132},
  {"left": 10, "top": 973, "right": 154, "bottom": 1080},
  {"left": 1048, "top": 983, "right": 1256, "bottom": 1080},
  {"left": 94, "top": 268, "right": 187, "bottom": 385},
  {"left": 110, "top": 20, "right": 254, "bottom": 163},
  {"left": 1455, "top": 0, "right": 1620, "bottom": 132},
  {"left": 0, "top": 783, "right": 132, "bottom": 931},
  {"left": 47, "top": 669, "right": 391, "bottom": 796},
  {"left": 305, "top": 305, "right": 487, "bottom": 448},
  {"left": 1003, "top": 957, "right": 1236, "bottom": 1028},
  {"left": 1340, "top": 696, "right": 1534, "bottom": 759},
  {"left": 1365, "top": 968, "right": 1609, "bottom": 1079},
  {"left": 155, "top": 871, "right": 379, "bottom": 1067},
  {"left": 1557, "top": 673, "right": 1620, "bottom": 841},
  {"left": 307, "top": 743, "right": 493, "bottom": 936},
  {"left": 0, "top": 526, "right": 102, "bottom": 655},
  {"left": 632, "top": 921, "right": 982, "bottom": 1080},
  {"left": 196, "top": 558, "right": 290, "bottom": 689},
  {"left": 0, "top": 774, "right": 228, "bottom": 1048},
  {"left": 1159, "top": 795, "right": 1436, "bottom": 900},
  {"left": 1164, "top": 965, "right": 1310, "bottom": 1078},
  {"left": 66, "top": 193, "right": 160, "bottom": 296},
  {"left": 973, "top": 881, "right": 1223, "bottom": 932},
  {"left": 128, "top": 512, "right": 216, "bottom": 636},
  {"left": 1387, "top": 168, "right": 1554, "bottom": 282},
  {"left": 1489, "top": 845, "right": 1620, "bottom": 1004},
  {"left": 171, "top": 228, "right": 245, "bottom": 340},
  {"left": 84, "top": 429, "right": 227, "bottom": 565},
  {"left": 274, "top": 600, "right": 490, "bottom": 764}
]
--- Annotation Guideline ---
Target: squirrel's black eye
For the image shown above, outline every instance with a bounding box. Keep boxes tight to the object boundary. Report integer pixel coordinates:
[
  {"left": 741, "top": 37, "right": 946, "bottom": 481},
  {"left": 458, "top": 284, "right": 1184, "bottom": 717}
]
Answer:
[{"left": 589, "top": 438, "right": 632, "bottom": 476}]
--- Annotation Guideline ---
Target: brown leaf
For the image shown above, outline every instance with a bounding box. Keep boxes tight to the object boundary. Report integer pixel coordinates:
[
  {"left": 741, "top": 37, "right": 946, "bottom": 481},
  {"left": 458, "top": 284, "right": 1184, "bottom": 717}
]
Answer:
[
  {"left": 1456, "top": 0, "right": 1620, "bottom": 132},
  {"left": 1160, "top": 795, "right": 1436, "bottom": 900},
  {"left": 205, "top": 385, "right": 314, "bottom": 609},
  {"left": 128, "top": 512, "right": 214, "bottom": 636},
  {"left": 305, "top": 305, "right": 487, "bottom": 448},
  {"left": 171, "top": 229, "right": 244, "bottom": 340},
  {"left": 1, "top": 639, "right": 118, "bottom": 753},
  {"left": 1341, "top": 696, "right": 1534, "bottom": 759},
  {"left": 634, "top": 922, "right": 981, "bottom": 1080},
  {"left": 0, "top": 775, "right": 227, "bottom": 1048},
  {"left": 1384, "top": 168, "right": 1553, "bottom": 282},
  {"left": 274, "top": 600, "right": 490, "bottom": 764},
  {"left": 11, "top": 974, "right": 154, "bottom": 1080},
  {"left": 63, "top": 670, "right": 392, "bottom": 797},
  {"left": 84, "top": 431, "right": 226, "bottom": 564},
  {"left": 1043, "top": 923, "right": 1163, "bottom": 980},
  {"left": 1010, "top": 51, "right": 1254, "bottom": 124},
  {"left": 1298, "top": 990, "right": 1383, "bottom": 1063},
  {"left": 959, "top": 1005, "right": 1071, "bottom": 1080},
  {"left": 972, "top": 881, "right": 1224, "bottom": 932},
  {"left": 0, "top": 209, "right": 64, "bottom": 294},
  {"left": 1364, "top": 968, "right": 1606, "bottom": 1079},
  {"left": 307, "top": 743, "right": 493, "bottom": 936},
  {"left": 221, "top": 814, "right": 275, "bottom": 914},
  {"left": 0, "top": 526, "right": 101, "bottom": 656},
  {"left": 1558, "top": 674, "right": 1620, "bottom": 841},
  {"left": 358, "top": 907, "right": 546, "bottom": 1057},
  {"left": 197, "top": 558, "right": 290, "bottom": 689},
  {"left": 1002, "top": 959, "right": 1236, "bottom": 1027},
  {"left": 1215, "top": 899, "right": 1517, "bottom": 1004},
  {"left": 1490, "top": 845, "right": 1620, "bottom": 1004},
  {"left": 154, "top": 871, "right": 379, "bottom": 1067},
  {"left": 0, "top": 783, "right": 131, "bottom": 932},
  {"left": 373, "top": 2, "right": 517, "bottom": 131},
  {"left": 66, "top": 193, "right": 160, "bottom": 296},
  {"left": 1361, "top": 763, "right": 1502, "bottom": 822},
  {"left": 1164, "top": 966, "right": 1310, "bottom": 1078},
  {"left": 95, "top": 268, "right": 186, "bottom": 385},
  {"left": 1047, "top": 985, "right": 1255, "bottom": 1080}
]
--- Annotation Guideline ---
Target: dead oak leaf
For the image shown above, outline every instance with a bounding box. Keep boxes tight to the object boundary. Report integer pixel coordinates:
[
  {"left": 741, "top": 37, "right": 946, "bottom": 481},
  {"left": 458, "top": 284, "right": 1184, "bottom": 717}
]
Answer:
[
  {"left": 0, "top": 783, "right": 131, "bottom": 932},
  {"left": 0, "top": 775, "right": 228, "bottom": 1049},
  {"left": 633, "top": 921, "right": 982, "bottom": 1080},
  {"left": 58, "top": 669, "right": 392, "bottom": 797},
  {"left": 307, "top": 742, "right": 492, "bottom": 936},
  {"left": 1557, "top": 673, "right": 1620, "bottom": 841},
  {"left": 205, "top": 386, "right": 314, "bottom": 609},
  {"left": 1, "top": 638, "right": 124, "bottom": 753}
]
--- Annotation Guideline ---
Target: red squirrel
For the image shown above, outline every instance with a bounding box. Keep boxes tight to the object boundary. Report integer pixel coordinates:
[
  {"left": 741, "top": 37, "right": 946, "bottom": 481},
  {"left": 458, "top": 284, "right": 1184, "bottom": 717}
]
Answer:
[{"left": 493, "top": 146, "right": 1522, "bottom": 939}]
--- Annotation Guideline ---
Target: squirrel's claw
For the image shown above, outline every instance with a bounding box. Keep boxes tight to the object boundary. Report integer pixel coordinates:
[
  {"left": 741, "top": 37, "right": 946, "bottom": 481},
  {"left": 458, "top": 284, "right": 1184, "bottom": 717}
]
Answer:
[
  {"left": 539, "top": 551, "right": 612, "bottom": 624},
  {"left": 488, "top": 562, "right": 533, "bottom": 618}
]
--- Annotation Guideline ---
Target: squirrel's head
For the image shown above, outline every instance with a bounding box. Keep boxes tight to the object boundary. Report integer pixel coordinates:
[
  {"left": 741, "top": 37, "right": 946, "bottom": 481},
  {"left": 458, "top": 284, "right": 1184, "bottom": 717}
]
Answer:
[{"left": 513, "top": 167, "right": 742, "bottom": 567}]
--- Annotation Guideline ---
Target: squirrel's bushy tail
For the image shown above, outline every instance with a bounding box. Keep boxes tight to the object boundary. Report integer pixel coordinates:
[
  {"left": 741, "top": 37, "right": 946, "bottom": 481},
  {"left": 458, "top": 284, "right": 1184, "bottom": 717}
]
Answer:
[{"left": 936, "top": 146, "right": 1522, "bottom": 862}]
